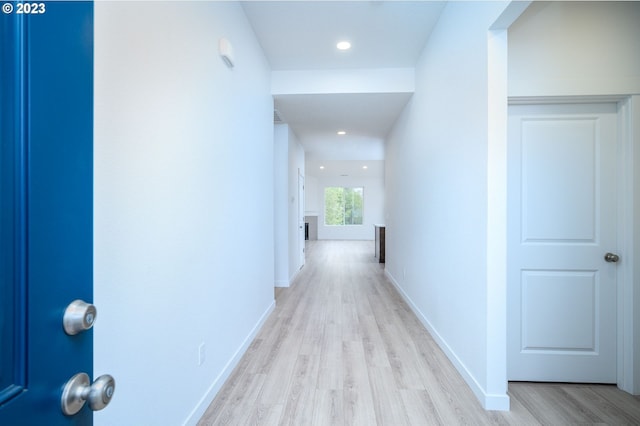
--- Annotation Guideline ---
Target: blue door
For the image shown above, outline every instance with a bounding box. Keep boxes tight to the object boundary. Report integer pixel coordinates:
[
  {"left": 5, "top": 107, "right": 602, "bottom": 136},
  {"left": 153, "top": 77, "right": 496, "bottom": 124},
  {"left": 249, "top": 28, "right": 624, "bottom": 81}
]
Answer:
[{"left": 1, "top": 2, "right": 95, "bottom": 424}]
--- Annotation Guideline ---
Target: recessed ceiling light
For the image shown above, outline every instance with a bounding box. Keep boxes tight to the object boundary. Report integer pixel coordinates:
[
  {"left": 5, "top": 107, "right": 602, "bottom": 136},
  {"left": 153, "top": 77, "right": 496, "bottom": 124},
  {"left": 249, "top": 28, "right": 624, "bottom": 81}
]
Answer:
[
  {"left": 320, "top": 166, "right": 325, "bottom": 170},
  {"left": 363, "top": 165, "right": 368, "bottom": 170},
  {"left": 336, "top": 41, "right": 351, "bottom": 50},
  {"left": 337, "top": 131, "right": 346, "bottom": 135}
]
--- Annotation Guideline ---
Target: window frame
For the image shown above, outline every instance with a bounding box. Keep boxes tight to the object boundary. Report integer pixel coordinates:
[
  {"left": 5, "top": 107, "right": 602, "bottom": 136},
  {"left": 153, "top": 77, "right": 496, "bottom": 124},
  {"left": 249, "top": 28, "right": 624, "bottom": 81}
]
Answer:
[{"left": 323, "top": 186, "right": 364, "bottom": 226}]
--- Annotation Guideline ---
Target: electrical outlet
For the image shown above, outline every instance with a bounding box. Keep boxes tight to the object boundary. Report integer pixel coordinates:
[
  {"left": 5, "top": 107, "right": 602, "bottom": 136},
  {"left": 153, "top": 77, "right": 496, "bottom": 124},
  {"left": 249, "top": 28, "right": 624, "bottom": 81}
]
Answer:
[{"left": 198, "top": 342, "right": 206, "bottom": 366}]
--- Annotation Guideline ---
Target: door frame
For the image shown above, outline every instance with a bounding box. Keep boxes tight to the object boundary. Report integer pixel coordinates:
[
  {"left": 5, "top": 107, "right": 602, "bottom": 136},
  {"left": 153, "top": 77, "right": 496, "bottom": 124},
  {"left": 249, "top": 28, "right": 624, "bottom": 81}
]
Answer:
[
  {"left": 506, "top": 94, "right": 637, "bottom": 394},
  {"left": 298, "top": 169, "right": 305, "bottom": 269}
]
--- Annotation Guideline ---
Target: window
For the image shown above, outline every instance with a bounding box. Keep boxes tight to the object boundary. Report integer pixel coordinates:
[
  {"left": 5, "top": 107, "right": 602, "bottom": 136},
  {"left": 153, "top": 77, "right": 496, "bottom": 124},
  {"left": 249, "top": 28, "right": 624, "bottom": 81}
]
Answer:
[{"left": 324, "top": 187, "right": 363, "bottom": 225}]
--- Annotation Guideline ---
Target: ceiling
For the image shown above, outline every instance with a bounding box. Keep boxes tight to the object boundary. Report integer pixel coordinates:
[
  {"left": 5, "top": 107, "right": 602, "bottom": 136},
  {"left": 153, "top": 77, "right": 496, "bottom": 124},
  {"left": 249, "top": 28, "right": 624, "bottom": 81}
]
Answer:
[{"left": 241, "top": 1, "right": 446, "bottom": 177}]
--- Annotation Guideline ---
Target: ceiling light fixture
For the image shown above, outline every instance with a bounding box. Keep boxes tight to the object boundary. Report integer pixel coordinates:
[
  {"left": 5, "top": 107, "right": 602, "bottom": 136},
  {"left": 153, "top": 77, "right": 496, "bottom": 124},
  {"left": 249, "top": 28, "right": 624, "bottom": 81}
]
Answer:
[
  {"left": 337, "top": 131, "right": 346, "bottom": 135},
  {"left": 320, "top": 166, "right": 325, "bottom": 170},
  {"left": 336, "top": 41, "right": 351, "bottom": 50},
  {"left": 363, "top": 166, "right": 368, "bottom": 170}
]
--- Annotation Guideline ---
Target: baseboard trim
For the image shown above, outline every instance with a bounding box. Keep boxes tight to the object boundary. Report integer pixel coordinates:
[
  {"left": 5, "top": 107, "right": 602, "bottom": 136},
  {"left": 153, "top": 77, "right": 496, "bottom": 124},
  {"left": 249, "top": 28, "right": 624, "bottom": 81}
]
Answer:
[
  {"left": 182, "top": 300, "right": 276, "bottom": 425},
  {"left": 384, "top": 269, "right": 510, "bottom": 411},
  {"left": 274, "top": 279, "right": 289, "bottom": 288}
]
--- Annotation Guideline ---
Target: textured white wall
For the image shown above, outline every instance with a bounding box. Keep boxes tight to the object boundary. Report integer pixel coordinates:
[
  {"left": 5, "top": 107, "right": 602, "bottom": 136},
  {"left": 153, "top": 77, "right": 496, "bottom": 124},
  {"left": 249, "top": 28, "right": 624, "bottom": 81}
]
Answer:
[
  {"left": 274, "top": 124, "right": 289, "bottom": 287},
  {"left": 508, "top": 1, "right": 640, "bottom": 97},
  {"left": 94, "top": 2, "right": 274, "bottom": 424},
  {"left": 274, "top": 124, "right": 305, "bottom": 286},
  {"left": 385, "top": 1, "right": 511, "bottom": 410},
  {"left": 288, "top": 127, "right": 305, "bottom": 281},
  {"left": 304, "top": 174, "right": 320, "bottom": 216}
]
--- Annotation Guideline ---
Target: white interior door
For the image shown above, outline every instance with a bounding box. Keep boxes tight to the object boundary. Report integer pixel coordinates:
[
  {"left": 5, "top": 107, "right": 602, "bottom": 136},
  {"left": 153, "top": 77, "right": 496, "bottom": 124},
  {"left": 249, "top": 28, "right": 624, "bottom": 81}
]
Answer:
[{"left": 507, "top": 103, "right": 618, "bottom": 383}]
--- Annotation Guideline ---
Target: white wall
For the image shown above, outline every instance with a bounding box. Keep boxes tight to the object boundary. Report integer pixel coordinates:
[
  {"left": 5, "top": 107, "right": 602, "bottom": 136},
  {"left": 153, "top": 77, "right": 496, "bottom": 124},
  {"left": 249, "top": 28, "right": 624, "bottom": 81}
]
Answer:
[
  {"left": 274, "top": 124, "right": 289, "bottom": 287},
  {"left": 304, "top": 174, "right": 320, "bottom": 216},
  {"left": 288, "top": 127, "right": 305, "bottom": 281},
  {"left": 274, "top": 124, "right": 305, "bottom": 286},
  {"left": 508, "top": 0, "right": 640, "bottom": 395},
  {"left": 307, "top": 174, "right": 385, "bottom": 240},
  {"left": 508, "top": 1, "right": 640, "bottom": 97},
  {"left": 94, "top": 2, "right": 274, "bottom": 425},
  {"left": 384, "top": 1, "right": 511, "bottom": 410}
]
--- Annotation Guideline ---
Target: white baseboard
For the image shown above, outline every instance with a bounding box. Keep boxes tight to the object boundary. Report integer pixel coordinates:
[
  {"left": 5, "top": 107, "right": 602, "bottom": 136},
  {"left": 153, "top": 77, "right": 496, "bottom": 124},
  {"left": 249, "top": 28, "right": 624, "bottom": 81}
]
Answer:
[
  {"left": 182, "top": 300, "right": 276, "bottom": 425},
  {"left": 275, "top": 263, "right": 305, "bottom": 288},
  {"left": 274, "top": 279, "right": 289, "bottom": 288},
  {"left": 484, "top": 392, "right": 510, "bottom": 411},
  {"left": 384, "top": 270, "right": 510, "bottom": 411}
]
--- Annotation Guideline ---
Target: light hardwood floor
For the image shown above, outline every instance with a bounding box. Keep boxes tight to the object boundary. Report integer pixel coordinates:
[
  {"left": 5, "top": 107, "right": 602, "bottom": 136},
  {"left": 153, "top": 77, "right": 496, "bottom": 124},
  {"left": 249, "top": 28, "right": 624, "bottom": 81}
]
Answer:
[{"left": 198, "top": 240, "right": 640, "bottom": 425}]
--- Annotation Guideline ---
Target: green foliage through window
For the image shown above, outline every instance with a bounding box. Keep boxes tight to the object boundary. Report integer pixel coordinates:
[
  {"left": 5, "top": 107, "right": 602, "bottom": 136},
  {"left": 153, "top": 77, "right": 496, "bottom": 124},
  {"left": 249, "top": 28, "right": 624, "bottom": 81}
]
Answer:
[{"left": 324, "top": 187, "right": 364, "bottom": 225}]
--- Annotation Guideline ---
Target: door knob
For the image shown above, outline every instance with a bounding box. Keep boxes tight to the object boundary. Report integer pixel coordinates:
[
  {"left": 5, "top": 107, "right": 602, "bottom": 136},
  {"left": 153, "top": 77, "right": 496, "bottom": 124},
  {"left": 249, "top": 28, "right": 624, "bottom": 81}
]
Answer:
[
  {"left": 63, "top": 299, "right": 97, "bottom": 335},
  {"left": 61, "top": 373, "right": 116, "bottom": 415},
  {"left": 604, "top": 252, "right": 620, "bottom": 263}
]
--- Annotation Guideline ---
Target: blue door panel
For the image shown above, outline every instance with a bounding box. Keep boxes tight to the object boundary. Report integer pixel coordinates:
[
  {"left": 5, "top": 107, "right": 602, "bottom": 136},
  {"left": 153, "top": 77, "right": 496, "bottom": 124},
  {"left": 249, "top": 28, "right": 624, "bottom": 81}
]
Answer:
[
  {"left": 0, "top": 8, "right": 26, "bottom": 406},
  {"left": 0, "top": 2, "right": 94, "bottom": 424}
]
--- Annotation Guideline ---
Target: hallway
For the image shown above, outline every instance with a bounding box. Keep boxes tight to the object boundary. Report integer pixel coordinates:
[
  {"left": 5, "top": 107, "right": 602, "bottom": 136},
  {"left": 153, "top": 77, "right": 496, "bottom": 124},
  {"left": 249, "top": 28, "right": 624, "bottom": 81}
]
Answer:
[{"left": 197, "top": 241, "right": 640, "bottom": 425}]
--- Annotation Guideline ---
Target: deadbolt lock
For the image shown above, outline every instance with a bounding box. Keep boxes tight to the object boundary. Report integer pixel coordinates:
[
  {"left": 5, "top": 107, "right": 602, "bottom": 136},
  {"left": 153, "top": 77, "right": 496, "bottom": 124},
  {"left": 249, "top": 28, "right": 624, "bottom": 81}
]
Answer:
[{"left": 63, "top": 299, "right": 97, "bottom": 335}]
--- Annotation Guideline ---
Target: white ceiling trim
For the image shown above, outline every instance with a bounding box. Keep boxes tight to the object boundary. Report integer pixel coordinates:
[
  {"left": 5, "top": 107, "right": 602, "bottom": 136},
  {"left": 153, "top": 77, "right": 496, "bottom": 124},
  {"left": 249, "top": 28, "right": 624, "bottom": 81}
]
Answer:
[
  {"left": 272, "top": 67, "right": 415, "bottom": 95},
  {"left": 306, "top": 159, "right": 385, "bottom": 179}
]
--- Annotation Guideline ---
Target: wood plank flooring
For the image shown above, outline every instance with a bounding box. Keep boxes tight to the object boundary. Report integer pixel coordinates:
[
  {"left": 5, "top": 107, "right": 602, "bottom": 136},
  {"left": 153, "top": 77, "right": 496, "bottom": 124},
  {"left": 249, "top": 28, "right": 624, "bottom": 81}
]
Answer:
[{"left": 198, "top": 240, "right": 640, "bottom": 425}]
